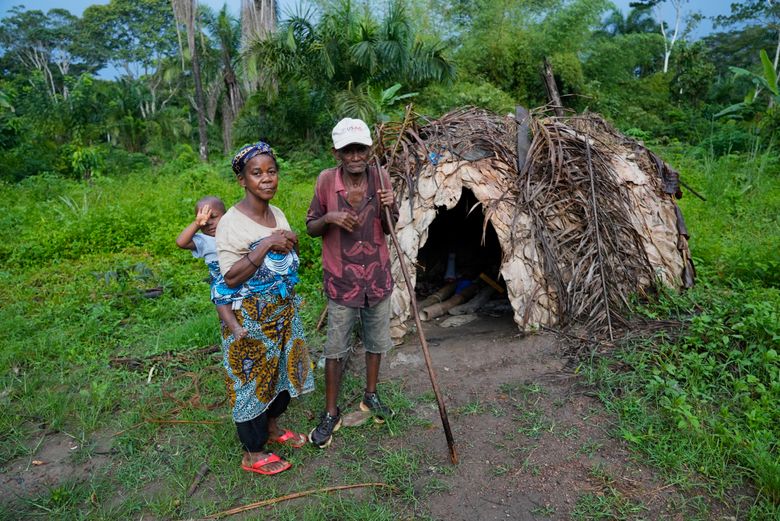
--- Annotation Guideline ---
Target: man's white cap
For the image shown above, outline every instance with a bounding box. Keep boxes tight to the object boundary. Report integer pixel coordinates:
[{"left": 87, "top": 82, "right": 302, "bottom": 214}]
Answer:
[{"left": 332, "top": 117, "right": 373, "bottom": 150}]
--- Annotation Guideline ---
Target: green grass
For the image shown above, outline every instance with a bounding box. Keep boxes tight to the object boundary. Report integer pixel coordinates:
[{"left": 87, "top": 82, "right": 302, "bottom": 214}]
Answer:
[
  {"left": 571, "top": 463, "right": 647, "bottom": 520},
  {"left": 0, "top": 156, "right": 435, "bottom": 519},
  {"left": 575, "top": 141, "right": 780, "bottom": 519},
  {"left": 660, "top": 143, "right": 780, "bottom": 287},
  {"left": 578, "top": 142, "right": 780, "bottom": 518},
  {"left": 607, "top": 282, "right": 777, "bottom": 507},
  {"left": 0, "top": 142, "right": 777, "bottom": 519}
]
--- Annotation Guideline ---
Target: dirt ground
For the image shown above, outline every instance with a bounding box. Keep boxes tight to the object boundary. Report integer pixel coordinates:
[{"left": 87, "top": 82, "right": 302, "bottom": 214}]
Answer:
[
  {"left": 375, "top": 314, "right": 723, "bottom": 520},
  {"left": 2, "top": 313, "right": 728, "bottom": 520}
]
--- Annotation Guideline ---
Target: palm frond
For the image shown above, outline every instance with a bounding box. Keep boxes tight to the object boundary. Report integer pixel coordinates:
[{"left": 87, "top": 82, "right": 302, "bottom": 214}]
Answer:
[
  {"left": 377, "top": 107, "right": 692, "bottom": 337},
  {"left": 334, "top": 83, "right": 377, "bottom": 123}
]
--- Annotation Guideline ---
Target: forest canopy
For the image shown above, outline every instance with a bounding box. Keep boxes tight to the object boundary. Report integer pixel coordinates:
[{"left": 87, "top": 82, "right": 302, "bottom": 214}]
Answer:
[{"left": 0, "top": 0, "right": 778, "bottom": 181}]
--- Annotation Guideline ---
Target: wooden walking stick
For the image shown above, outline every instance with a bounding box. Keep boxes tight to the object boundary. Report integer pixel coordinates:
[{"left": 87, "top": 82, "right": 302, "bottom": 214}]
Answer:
[{"left": 374, "top": 157, "right": 458, "bottom": 464}]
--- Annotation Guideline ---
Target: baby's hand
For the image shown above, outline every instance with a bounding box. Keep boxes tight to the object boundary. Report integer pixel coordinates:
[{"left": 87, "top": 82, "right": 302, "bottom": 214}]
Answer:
[
  {"left": 232, "top": 325, "right": 248, "bottom": 340},
  {"left": 196, "top": 205, "right": 211, "bottom": 227}
]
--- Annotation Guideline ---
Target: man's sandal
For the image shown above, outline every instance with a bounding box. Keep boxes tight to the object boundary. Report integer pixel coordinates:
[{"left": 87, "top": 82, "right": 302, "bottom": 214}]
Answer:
[
  {"left": 269, "top": 430, "right": 308, "bottom": 449},
  {"left": 241, "top": 453, "right": 291, "bottom": 475}
]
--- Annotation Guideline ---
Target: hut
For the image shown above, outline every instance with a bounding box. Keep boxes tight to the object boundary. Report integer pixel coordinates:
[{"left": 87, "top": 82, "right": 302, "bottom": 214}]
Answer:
[{"left": 376, "top": 107, "right": 695, "bottom": 342}]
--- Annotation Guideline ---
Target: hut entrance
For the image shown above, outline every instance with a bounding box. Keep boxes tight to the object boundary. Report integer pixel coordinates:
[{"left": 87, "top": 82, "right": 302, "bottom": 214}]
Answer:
[{"left": 415, "top": 188, "right": 509, "bottom": 321}]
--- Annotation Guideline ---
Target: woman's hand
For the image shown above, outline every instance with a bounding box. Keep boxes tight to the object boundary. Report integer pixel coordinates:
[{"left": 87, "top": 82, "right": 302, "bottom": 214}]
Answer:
[
  {"left": 326, "top": 211, "right": 358, "bottom": 232},
  {"left": 280, "top": 229, "right": 298, "bottom": 245},
  {"left": 376, "top": 188, "right": 395, "bottom": 207},
  {"left": 266, "top": 229, "right": 295, "bottom": 253}
]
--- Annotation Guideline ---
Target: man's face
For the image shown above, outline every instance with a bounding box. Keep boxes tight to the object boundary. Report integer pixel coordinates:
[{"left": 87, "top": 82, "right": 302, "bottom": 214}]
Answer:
[{"left": 335, "top": 143, "right": 370, "bottom": 175}]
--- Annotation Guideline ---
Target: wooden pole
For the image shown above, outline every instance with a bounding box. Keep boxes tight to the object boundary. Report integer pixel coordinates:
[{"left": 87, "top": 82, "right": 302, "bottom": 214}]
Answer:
[
  {"left": 515, "top": 105, "right": 531, "bottom": 173},
  {"left": 374, "top": 157, "right": 458, "bottom": 465},
  {"left": 542, "top": 57, "right": 565, "bottom": 117}
]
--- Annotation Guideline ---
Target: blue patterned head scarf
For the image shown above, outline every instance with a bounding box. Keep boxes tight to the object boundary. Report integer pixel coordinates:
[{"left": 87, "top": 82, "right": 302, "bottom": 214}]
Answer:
[{"left": 231, "top": 141, "right": 275, "bottom": 176}]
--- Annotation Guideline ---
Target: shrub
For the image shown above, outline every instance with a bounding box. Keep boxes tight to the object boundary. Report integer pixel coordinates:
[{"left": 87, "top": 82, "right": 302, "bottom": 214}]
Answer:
[
  {"left": 415, "top": 80, "right": 516, "bottom": 117},
  {"left": 102, "top": 147, "right": 152, "bottom": 176}
]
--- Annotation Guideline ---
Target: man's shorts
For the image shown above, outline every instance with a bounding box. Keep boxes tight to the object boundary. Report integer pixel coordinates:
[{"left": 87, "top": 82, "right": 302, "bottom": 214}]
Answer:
[{"left": 323, "top": 296, "right": 393, "bottom": 359}]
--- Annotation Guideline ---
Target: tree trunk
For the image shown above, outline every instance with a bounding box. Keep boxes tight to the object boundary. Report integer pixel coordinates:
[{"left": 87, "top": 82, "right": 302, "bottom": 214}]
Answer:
[
  {"left": 224, "top": 65, "right": 243, "bottom": 117},
  {"left": 191, "top": 42, "right": 209, "bottom": 161},
  {"left": 221, "top": 97, "right": 234, "bottom": 155},
  {"left": 241, "top": 0, "right": 276, "bottom": 93},
  {"left": 222, "top": 65, "right": 243, "bottom": 154},
  {"left": 542, "top": 58, "right": 564, "bottom": 117},
  {"left": 172, "top": 0, "right": 209, "bottom": 160},
  {"left": 657, "top": 0, "right": 682, "bottom": 74},
  {"left": 774, "top": 28, "right": 780, "bottom": 86}
]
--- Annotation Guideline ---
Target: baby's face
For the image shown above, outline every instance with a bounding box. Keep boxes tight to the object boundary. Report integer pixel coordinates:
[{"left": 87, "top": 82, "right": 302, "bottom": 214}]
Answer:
[{"left": 198, "top": 206, "right": 225, "bottom": 237}]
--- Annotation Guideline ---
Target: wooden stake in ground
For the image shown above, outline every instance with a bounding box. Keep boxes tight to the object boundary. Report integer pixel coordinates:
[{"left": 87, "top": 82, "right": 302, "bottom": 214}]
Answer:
[{"left": 375, "top": 157, "right": 458, "bottom": 465}]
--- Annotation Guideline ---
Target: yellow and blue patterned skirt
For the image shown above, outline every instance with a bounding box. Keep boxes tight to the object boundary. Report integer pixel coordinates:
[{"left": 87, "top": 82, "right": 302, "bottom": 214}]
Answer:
[{"left": 222, "top": 291, "right": 314, "bottom": 423}]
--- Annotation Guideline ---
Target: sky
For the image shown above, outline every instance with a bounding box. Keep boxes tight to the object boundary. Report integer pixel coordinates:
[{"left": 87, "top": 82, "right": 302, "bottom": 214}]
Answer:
[
  {"left": 0, "top": 0, "right": 739, "bottom": 76},
  {"left": 0, "top": 0, "right": 736, "bottom": 34},
  {"left": 0, "top": 0, "right": 297, "bottom": 18}
]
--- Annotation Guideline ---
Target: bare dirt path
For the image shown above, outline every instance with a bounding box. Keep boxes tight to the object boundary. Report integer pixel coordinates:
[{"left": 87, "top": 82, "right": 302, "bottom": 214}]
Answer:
[
  {"left": 1, "top": 314, "right": 726, "bottom": 520},
  {"left": 380, "top": 314, "right": 710, "bottom": 520}
]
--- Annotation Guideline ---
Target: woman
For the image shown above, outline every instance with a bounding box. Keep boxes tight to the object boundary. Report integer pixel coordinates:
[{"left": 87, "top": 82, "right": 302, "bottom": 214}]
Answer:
[{"left": 216, "top": 141, "right": 314, "bottom": 475}]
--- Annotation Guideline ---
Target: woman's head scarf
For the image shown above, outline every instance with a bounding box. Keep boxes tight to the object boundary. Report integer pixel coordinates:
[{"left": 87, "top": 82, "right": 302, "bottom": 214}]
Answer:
[{"left": 232, "top": 141, "right": 275, "bottom": 176}]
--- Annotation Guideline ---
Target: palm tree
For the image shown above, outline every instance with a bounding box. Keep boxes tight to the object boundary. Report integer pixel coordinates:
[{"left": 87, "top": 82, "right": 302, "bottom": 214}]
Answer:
[
  {"left": 600, "top": 7, "right": 659, "bottom": 37},
  {"left": 172, "top": 0, "right": 209, "bottom": 160},
  {"left": 245, "top": 0, "right": 454, "bottom": 124},
  {"left": 201, "top": 4, "right": 244, "bottom": 154}
]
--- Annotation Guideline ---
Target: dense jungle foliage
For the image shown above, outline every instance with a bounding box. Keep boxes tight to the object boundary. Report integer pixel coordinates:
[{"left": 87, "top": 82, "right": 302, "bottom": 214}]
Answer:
[{"left": 1, "top": 0, "right": 778, "bottom": 518}]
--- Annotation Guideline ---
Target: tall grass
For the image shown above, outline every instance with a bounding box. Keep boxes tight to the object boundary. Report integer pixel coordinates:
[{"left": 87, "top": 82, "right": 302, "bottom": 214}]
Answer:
[
  {"left": 0, "top": 153, "right": 328, "bottom": 462},
  {"left": 0, "top": 143, "right": 777, "bottom": 518},
  {"left": 663, "top": 143, "right": 780, "bottom": 287},
  {"left": 585, "top": 143, "right": 780, "bottom": 518}
]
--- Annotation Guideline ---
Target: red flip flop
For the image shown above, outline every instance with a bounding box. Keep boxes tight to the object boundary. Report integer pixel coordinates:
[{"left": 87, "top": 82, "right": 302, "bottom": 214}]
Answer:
[
  {"left": 241, "top": 453, "right": 291, "bottom": 475},
  {"left": 269, "top": 430, "right": 307, "bottom": 449}
]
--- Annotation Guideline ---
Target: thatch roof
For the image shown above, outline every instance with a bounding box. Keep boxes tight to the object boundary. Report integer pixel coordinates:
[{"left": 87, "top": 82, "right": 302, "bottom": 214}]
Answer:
[{"left": 376, "top": 107, "right": 694, "bottom": 341}]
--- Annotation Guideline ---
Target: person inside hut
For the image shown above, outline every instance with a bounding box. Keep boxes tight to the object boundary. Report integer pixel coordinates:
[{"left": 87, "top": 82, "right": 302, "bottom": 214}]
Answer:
[
  {"left": 216, "top": 141, "right": 314, "bottom": 475},
  {"left": 306, "top": 117, "right": 399, "bottom": 448}
]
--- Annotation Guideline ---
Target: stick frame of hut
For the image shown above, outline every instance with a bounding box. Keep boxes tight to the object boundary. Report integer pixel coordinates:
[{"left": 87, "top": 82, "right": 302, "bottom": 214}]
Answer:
[{"left": 376, "top": 106, "right": 695, "bottom": 342}]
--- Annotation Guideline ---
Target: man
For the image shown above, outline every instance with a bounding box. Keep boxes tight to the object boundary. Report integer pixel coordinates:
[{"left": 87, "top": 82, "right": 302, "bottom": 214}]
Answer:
[{"left": 306, "top": 117, "right": 398, "bottom": 448}]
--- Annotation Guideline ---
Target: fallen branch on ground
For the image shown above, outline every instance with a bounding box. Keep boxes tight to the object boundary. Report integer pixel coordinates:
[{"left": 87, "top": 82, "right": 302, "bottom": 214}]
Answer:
[
  {"left": 196, "top": 483, "right": 394, "bottom": 519},
  {"left": 110, "top": 345, "right": 219, "bottom": 370},
  {"left": 187, "top": 463, "right": 210, "bottom": 497}
]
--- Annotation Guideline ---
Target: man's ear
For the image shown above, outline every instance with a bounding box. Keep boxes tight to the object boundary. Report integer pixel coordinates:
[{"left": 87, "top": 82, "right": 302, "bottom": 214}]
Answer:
[{"left": 332, "top": 147, "right": 340, "bottom": 161}]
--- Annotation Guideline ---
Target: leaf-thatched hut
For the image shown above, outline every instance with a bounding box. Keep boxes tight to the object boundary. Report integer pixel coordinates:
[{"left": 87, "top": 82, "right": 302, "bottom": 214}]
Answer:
[{"left": 376, "top": 107, "right": 695, "bottom": 342}]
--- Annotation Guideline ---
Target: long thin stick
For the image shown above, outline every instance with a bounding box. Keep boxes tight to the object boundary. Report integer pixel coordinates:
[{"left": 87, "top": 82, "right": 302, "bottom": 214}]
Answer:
[
  {"left": 679, "top": 178, "right": 706, "bottom": 201},
  {"left": 113, "top": 418, "right": 223, "bottom": 437},
  {"left": 203, "top": 482, "right": 392, "bottom": 519},
  {"left": 375, "top": 157, "right": 458, "bottom": 465},
  {"left": 315, "top": 304, "right": 328, "bottom": 331},
  {"left": 146, "top": 419, "right": 223, "bottom": 425}
]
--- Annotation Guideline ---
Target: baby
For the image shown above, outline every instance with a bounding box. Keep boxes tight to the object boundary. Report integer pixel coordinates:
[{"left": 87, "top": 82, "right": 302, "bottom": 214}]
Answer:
[{"left": 176, "top": 196, "right": 248, "bottom": 340}]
